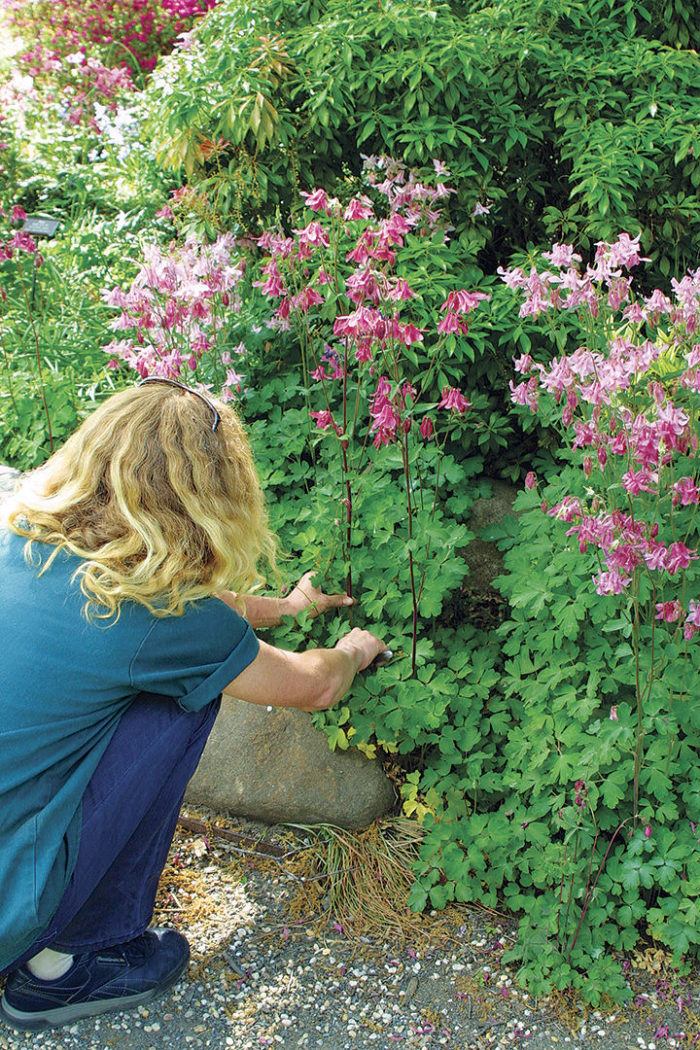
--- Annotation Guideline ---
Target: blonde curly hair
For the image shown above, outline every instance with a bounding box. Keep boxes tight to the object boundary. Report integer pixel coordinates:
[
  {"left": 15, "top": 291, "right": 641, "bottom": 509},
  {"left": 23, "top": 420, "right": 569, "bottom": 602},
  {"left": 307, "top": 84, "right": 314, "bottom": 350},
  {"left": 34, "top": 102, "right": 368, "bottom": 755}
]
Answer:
[{"left": 5, "top": 382, "right": 277, "bottom": 619}]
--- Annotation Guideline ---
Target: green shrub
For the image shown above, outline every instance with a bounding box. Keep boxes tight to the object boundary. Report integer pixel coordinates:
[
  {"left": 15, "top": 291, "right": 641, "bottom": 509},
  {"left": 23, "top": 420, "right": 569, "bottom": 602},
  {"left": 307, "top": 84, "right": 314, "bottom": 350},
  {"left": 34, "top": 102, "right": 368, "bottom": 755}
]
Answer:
[{"left": 144, "top": 0, "right": 700, "bottom": 280}]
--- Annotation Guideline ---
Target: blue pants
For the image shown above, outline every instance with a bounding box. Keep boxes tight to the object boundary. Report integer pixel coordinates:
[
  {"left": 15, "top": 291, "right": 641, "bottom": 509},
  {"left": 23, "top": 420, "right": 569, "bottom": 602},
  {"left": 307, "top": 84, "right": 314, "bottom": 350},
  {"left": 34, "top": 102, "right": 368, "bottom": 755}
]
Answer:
[{"left": 1, "top": 693, "right": 220, "bottom": 975}]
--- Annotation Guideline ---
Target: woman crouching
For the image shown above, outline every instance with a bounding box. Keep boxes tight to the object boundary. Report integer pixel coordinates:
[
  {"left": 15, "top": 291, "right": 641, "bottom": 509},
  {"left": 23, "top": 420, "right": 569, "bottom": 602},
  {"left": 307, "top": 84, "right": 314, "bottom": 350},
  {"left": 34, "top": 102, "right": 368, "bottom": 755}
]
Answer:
[{"left": 0, "top": 378, "right": 384, "bottom": 1030}]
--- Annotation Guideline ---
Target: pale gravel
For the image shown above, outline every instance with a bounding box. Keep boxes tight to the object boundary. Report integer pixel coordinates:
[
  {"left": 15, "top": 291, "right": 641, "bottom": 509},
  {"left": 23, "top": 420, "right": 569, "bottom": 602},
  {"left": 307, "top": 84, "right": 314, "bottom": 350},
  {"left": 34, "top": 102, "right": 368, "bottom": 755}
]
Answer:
[{"left": 1, "top": 813, "right": 699, "bottom": 1050}]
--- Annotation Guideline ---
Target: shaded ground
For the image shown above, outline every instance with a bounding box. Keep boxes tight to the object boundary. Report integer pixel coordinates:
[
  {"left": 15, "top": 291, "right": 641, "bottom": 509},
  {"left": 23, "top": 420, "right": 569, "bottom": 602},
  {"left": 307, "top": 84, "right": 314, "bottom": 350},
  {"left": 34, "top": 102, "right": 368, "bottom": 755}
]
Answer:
[{"left": 1, "top": 809, "right": 699, "bottom": 1050}]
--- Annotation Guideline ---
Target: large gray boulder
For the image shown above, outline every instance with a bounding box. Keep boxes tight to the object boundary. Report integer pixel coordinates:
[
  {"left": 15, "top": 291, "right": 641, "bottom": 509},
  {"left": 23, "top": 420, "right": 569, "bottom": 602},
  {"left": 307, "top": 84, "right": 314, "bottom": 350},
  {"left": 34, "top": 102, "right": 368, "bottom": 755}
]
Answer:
[{"left": 186, "top": 699, "right": 396, "bottom": 829}]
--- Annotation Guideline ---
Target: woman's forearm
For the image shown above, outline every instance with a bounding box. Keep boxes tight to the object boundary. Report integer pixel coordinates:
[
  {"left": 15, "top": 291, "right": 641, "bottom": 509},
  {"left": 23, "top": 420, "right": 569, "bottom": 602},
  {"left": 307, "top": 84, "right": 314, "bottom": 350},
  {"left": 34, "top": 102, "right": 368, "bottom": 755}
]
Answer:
[{"left": 218, "top": 590, "right": 287, "bottom": 628}]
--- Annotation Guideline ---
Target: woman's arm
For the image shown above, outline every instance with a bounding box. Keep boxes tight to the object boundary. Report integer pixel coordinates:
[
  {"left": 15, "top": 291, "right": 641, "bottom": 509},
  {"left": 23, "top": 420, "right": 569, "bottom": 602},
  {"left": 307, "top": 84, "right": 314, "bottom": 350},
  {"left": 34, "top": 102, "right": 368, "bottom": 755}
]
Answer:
[
  {"left": 219, "top": 571, "right": 354, "bottom": 629},
  {"left": 222, "top": 628, "right": 386, "bottom": 711}
]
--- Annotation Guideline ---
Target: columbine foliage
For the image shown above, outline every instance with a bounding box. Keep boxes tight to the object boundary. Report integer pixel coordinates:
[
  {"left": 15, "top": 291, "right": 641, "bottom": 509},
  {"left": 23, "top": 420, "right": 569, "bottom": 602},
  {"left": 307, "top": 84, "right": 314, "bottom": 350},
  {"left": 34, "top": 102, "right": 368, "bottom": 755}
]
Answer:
[{"left": 434, "top": 240, "right": 700, "bottom": 1000}]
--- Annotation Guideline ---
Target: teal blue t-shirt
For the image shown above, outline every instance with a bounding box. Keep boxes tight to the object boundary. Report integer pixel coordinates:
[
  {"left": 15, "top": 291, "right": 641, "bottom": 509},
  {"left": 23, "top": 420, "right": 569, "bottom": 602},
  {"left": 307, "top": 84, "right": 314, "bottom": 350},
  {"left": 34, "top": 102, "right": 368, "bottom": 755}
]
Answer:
[{"left": 0, "top": 528, "right": 259, "bottom": 972}]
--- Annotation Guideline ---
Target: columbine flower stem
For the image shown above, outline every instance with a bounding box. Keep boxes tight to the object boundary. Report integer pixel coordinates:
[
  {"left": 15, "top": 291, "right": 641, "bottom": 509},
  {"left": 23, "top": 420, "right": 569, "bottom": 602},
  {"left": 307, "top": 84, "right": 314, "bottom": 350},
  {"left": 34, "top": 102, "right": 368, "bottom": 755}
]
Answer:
[
  {"left": 341, "top": 339, "right": 353, "bottom": 600},
  {"left": 0, "top": 302, "right": 18, "bottom": 416},
  {"left": 21, "top": 257, "right": 54, "bottom": 453},
  {"left": 632, "top": 574, "right": 643, "bottom": 829},
  {"left": 565, "top": 819, "right": 630, "bottom": 962},
  {"left": 401, "top": 428, "right": 419, "bottom": 675}
]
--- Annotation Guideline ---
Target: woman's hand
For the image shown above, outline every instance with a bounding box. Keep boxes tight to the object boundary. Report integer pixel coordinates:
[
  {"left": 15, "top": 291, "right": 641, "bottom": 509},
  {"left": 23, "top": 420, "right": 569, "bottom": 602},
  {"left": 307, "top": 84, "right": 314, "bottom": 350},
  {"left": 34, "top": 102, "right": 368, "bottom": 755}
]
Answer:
[
  {"left": 218, "top": 572, "right": 353, "bottom": 629},
  {"left": 282, "top": 571, "right": 354, "bottom": 620},
  {"left": 333, "top": 627, "right": 387, "bottom": 673}
]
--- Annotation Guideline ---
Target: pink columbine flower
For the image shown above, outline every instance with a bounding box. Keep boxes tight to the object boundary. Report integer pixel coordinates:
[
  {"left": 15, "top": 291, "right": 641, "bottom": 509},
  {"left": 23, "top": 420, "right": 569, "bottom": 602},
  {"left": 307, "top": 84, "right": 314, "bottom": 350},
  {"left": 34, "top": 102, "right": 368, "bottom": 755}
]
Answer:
[
  {"left": 594, "top": 570, "right": 631, "bottom": 595},
  {"left": 343, "top": 196, "right": 374, "bottom": 222},
  {"left": 437, "top": 310, "right": 461, "bottom": 335},
  {"left": 385, "top": 277, "right": 415, "bottom": 301},
  {"left": 609, "top": 706, "right": 618, "bottom": 721},
  {"left": 311, "top": 410, "right": 334, "bottom": 430},
  {"left": 509, "top": 377, "right": 539, "bottom": 413},
  {"left": 665, "top": 541, "right": 698, "bottom": 575},
  {"left": 394, "top": 320, "right": 424, "bottom": 346},
  {"left": 300, "top": 188, "right": 332, "bottom": 214},
  {"left": 524, "top": 472, "right": 536, "bottom": 490},
  {"left": 672, "top": 477, "right": 700, "bottom": 506},
  {"left": 369, "top": 376, "right": 402, "bottom": 445},
  {"left": 513, "top": 353, "right": 533, "bottom": 374},
  {"left": 441, "top": 290, "right": 491, "bottom": 314},
  {"left": 622, "top": 467, "right": 657, "bottom": 495},
  {"left": 684, "top": 599, "right": 700, "bottom": 640},
  {"left": 438, "top": 386, "right": 471, "bottom": 414},
  {"left": 541, "top": 243, "right": 583, "bottom": 268},
  {"left": 644, "top": 824, "right": 652, "bottom": 839},
  {"left": 655, "top": 600, "right": 682, "bottom": 623},
  {"left": 294, "top": 220, "right": 330, "bottom": 255}
]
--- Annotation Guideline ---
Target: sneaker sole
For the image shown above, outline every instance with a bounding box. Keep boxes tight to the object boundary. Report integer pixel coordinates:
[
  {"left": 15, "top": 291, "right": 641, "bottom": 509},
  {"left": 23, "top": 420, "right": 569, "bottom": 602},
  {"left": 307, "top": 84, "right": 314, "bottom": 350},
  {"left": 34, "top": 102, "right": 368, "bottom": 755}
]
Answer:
[{"left": 0, "top": 955, "right": 189, "bottom": 1032}]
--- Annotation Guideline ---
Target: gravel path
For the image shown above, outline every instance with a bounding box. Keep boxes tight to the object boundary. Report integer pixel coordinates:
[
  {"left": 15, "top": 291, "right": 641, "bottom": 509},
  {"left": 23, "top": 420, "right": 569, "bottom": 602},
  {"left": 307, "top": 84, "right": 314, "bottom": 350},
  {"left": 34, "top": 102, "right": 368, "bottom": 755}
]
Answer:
[{"left": 1, "top": 811, "right": 699, "bottom": 1050}]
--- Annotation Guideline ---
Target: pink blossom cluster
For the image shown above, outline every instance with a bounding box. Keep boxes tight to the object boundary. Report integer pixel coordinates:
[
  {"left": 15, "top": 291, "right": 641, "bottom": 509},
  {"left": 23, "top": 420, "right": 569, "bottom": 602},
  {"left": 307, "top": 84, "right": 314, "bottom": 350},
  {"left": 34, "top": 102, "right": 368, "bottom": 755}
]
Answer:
[
  {"left": 369, "top": 377, "right": 415, "bottom": 448},
  {"left": 500, "top": 234, "right": 650, "bottom": 321},
  {"left": 9, "top": 38, "right": 136, "bottom": 135},
  {"left": 253, "top": 156, "right": 487, "bottom": 447},
  {"left": 102, "top": 232, "right": 245, "bottom": 399},
  {"left": 506, "top": 235, "right": 700, "bottom": 636},
  {"left": 1, "top": 0, "right": 216, "bottom": 76},
  {"left": 0, "top": 205, "right": 42, "bottom": 266}
]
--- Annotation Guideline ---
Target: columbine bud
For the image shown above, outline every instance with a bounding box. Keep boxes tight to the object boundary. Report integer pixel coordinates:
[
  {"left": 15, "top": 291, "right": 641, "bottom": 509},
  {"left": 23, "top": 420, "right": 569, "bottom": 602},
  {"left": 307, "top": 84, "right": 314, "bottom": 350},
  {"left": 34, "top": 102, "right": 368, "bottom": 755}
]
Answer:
[
  {"left": 609, "top": 705, "right": 618, "bottom": 721},
  {"left": 644, "top": 824, "right": 652, "bottom": 839},
  {"left": 525, "top": 471, "right": 536, "bottom": 490},
  {"left": 583, "top": 456, "right": 593, "bottom": 478},
  {"left": 420, "top": 416, "right": 434, "bottom": 440}
]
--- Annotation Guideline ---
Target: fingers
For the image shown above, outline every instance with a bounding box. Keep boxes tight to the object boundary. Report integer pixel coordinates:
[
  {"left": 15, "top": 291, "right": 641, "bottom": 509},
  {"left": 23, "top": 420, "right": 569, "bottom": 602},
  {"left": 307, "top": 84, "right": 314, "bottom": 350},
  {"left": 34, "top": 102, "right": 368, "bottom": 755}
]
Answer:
[
  {"left": 292, "top": 572, "right": 354, "bottom": 615},
  {"left": 325, "top": 592, "right": 354, "bottom": 608},
  {"left": 335, "top": 627, "right": 386, "bottom": 672}
]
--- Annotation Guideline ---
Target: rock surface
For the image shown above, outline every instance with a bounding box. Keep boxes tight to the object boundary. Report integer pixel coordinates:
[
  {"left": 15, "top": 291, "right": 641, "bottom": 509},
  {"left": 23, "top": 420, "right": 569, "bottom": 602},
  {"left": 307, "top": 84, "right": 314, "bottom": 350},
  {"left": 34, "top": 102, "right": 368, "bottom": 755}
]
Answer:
[
  {"left": 185, "top": 699, "right": 396, "bottom": 828},
  {"left": 0, "top": 465, "right": 20, "bottom": 502},
  {"left": 463, "top": 478, "right": 518, "bottom": 591}
]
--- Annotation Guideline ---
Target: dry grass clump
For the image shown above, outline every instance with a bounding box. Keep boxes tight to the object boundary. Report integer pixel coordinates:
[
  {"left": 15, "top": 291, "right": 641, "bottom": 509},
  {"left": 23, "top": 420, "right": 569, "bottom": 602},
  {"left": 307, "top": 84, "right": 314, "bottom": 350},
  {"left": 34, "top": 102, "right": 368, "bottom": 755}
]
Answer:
[{"left": 280, "top": 818, "right": 457, "bottom": 946}]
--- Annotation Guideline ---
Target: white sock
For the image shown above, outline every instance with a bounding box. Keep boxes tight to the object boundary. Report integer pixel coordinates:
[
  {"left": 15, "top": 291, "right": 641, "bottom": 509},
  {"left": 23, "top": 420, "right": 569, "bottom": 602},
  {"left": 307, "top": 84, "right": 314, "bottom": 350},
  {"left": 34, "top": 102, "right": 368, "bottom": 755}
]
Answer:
[{"left": 26, "top": 947, "right": 74, "bottom": 981}]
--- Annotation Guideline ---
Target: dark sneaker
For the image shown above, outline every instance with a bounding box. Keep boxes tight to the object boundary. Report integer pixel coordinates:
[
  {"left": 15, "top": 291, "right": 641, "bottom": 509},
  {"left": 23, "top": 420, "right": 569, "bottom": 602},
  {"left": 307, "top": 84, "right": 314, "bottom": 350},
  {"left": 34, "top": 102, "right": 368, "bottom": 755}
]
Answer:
[{"left": 0, "top": 927, "right": 189, "bottom": 1031}]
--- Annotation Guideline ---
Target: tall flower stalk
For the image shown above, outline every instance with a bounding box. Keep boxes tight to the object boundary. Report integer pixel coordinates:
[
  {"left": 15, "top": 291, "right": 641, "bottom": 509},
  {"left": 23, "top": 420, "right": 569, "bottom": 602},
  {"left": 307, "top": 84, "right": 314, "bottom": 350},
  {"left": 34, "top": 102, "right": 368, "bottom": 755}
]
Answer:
[
  {"left": 0, "top": 207, "right": 54, "bottom": 452},
  {"left": 254, "top": 157, "right": 489, "bottom": 672}
]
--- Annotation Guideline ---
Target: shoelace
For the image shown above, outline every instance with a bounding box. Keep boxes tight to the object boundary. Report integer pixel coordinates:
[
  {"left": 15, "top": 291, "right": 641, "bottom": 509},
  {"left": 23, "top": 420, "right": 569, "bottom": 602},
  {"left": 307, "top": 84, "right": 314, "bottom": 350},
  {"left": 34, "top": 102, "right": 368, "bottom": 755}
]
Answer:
[{"left": 97, "top": 934, "right": 153, "bottom": 967}]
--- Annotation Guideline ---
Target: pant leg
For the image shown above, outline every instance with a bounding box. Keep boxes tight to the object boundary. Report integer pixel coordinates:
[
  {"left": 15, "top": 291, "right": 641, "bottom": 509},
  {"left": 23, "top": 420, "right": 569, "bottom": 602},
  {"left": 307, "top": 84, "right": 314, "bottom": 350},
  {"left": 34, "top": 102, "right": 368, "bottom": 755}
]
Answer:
[{"left": 4, "top": 692, "right": 220, "bottom": 970}]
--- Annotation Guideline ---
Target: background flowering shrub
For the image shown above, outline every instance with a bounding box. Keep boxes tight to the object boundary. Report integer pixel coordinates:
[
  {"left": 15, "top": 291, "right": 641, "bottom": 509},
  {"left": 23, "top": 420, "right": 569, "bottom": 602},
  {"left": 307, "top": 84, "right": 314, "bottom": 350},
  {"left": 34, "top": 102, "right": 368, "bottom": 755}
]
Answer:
[
  {"left": 144, "top": 0, "right": 700, "bottom": 281},
  {"left": 1, "top": 0, "right": 217, "bottom": 76}
]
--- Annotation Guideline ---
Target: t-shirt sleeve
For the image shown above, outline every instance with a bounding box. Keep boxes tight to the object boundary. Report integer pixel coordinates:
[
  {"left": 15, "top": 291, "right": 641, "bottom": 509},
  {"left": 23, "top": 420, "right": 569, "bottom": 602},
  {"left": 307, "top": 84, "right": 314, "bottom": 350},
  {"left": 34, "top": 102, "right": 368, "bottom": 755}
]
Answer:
[{"left": 129, "top": 598, "right": 259, "bottom": 712}]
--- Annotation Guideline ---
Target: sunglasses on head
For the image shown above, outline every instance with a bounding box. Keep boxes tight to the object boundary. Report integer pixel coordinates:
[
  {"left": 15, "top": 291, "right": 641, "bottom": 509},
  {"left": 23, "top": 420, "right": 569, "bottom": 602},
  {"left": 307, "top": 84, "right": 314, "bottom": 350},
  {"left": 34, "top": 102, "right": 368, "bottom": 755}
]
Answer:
[{"left": 138, "top": 376, "right": 221, "bottom": 432}]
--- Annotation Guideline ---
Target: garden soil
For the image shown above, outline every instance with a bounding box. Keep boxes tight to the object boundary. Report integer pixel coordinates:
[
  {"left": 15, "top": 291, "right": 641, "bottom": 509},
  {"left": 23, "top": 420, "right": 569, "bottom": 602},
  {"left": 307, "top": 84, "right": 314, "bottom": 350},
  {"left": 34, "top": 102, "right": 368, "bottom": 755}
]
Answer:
[{"left": 0, "top": 810, "right": 697, "bottom": 1050}]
